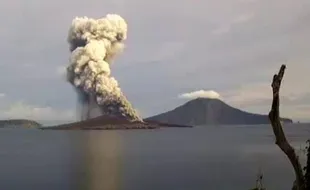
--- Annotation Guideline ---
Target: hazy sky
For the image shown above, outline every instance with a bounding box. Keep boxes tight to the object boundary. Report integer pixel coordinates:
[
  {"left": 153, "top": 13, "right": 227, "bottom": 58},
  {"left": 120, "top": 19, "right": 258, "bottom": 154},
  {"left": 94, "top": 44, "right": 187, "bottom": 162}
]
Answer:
[{"left": 0, "top": 0, "right": 309, "bottom": 124}]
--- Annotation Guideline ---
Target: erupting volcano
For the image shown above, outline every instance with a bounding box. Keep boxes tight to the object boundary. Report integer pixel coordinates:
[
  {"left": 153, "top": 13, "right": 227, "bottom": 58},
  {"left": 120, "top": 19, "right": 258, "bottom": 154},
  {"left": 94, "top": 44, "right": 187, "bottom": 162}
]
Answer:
[
  {"left": 42, "top": 14, "right": 192, "bottom": 130},
  {"left": 66, "top": 14, "right": 142, "bottom": 122}
]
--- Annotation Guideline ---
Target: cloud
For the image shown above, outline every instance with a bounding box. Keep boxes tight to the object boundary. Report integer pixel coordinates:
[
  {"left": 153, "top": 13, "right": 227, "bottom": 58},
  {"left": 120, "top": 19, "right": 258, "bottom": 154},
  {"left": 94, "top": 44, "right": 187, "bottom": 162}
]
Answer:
[
  {"left": 178, "top": 90, "right": 221, "bottom": 100},
  {"left": 0, "top": 93, "right": 5, "bottom": 98},
  {"left": 56, "top": 66, "right": 66, "bottom": 75},
  {"left": 223, "top": 83, "right": 310, "bottom": 107},
  {"left": 212, "top": 12, "right": 255, "bottom": 35},
  {"left": 222, "top": 83, "right": 271, "bottom": 106},
  {"left": 153, "top": 41, "right": 185, "bottom": 61},
  {"left": 55, "top": 65, "right": 68, "bottom": 81},
  {"left": 212, "top": 25, "right": 232, "bottom": 35},
  {"left": 221, "top": 83, "right": 310, "bottom": 121},
  {"left": 0, "top": 101, "right": 76, "bottom": 123},
  {"left": 233, "top": 13, "right": 255, "bottom": 24},
  {"left": 238, "top": 0, "right": 259, "bottom": 3},
  {"left": 287, "top": 105, "right": 310, "bottom": 121}
]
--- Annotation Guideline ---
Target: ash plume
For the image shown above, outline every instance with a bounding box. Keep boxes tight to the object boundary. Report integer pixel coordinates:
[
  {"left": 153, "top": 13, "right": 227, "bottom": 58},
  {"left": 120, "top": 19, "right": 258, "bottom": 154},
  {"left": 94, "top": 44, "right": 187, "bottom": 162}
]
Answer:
[{"left": 66, "top": 14, "right": 142, "bottom": 121}]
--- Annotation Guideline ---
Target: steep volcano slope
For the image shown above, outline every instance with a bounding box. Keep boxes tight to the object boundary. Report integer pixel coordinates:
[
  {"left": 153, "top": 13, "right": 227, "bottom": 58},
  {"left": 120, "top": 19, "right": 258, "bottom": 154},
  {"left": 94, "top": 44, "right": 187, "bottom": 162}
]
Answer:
[{"left": 145, "top": 98, "right": 292, "bottom": 126}]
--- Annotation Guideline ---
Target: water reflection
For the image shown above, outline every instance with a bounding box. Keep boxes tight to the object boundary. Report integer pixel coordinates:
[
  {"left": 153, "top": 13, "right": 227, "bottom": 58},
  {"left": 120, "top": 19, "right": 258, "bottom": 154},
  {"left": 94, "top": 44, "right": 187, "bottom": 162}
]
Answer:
[{"left": 80, "top": 132, "right": 123, "bottom": 190}]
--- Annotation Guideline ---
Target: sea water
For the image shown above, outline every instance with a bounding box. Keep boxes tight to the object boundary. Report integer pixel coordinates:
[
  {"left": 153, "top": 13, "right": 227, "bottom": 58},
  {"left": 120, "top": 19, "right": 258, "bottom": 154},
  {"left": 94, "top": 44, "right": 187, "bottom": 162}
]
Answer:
[{"left": 0, "top": 124, "right": 309, "bottom": 190}]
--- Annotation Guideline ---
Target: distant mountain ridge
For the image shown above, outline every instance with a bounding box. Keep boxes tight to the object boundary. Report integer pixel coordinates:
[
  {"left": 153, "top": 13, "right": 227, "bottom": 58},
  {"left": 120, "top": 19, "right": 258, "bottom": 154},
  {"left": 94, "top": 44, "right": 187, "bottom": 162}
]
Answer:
[{"left": 145, "top": 98, "right": 292, "bottom": 126}]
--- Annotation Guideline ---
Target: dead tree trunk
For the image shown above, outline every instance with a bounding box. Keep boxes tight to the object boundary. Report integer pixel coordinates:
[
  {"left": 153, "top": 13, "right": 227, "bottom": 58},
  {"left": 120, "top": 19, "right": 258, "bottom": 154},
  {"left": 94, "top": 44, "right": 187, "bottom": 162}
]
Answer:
[{"left": 268, "top": 64, "right": 306, "bottom": 190}]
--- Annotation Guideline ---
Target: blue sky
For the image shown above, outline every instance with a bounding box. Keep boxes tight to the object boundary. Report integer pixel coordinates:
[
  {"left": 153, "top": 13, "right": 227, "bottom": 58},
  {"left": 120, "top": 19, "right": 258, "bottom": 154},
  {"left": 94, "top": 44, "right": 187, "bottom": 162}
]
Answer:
[{"left": 0, "top": 0, "right": 309, "bottom": 124}]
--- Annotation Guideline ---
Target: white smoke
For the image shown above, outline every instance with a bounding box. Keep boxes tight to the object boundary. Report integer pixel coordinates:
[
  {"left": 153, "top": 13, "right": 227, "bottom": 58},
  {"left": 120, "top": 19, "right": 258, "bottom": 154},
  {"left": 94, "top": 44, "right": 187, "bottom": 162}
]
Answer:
[
  {"left": 178, "top": 90, "right": 221, "bottom": 100},
  {"left": 66, "top": 14, "right": 142, "bottom": 121}
]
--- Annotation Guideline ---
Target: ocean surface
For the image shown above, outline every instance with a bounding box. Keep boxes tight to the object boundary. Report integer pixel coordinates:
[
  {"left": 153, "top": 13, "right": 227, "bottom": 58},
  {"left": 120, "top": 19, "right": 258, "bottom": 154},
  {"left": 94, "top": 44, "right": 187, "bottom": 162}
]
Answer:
[{"left": 0, "top": 124, "right": 309, "bottom": 190}]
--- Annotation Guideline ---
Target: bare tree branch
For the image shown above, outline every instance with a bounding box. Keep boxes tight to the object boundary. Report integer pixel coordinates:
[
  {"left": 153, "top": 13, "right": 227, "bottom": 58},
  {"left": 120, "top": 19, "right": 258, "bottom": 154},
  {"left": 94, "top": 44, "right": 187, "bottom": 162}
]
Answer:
[{"left": 268, "top": 64, "right": 305, "bottom": 190}]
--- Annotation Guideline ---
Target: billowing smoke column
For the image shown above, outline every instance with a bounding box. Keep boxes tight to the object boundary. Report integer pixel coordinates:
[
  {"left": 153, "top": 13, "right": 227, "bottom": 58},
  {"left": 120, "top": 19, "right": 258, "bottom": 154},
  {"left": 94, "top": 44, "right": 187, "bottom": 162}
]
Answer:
[{"left": 66, "top": 14, "right": 142, "bottom": 122}]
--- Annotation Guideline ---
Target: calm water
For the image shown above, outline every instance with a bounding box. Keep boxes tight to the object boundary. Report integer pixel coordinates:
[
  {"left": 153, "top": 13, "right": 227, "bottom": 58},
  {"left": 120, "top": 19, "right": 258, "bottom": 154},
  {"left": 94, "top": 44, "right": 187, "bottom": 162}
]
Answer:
[{"left": 0, "top": 124, "right": 309, "bottom": 190}]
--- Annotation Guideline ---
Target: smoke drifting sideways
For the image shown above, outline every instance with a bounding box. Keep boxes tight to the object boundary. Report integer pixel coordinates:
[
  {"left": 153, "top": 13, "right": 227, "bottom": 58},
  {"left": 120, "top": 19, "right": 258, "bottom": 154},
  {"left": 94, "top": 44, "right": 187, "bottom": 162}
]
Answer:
[{"left": 66, "top": 14, "right": 142, "bottom": 122}]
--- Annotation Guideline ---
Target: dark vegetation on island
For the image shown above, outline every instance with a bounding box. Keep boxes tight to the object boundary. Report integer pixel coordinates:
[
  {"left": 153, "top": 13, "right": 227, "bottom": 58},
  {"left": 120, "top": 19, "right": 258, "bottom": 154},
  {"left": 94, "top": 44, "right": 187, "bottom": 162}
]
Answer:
[
  {"left": 41, "top": 115, "right": 193, "bottom": 130},
  {"left": 0, "top": 119, "right": 42, "bottom": 128},
  {"left": 146, "top": 97, "right": 292, "bottom": 126}
]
